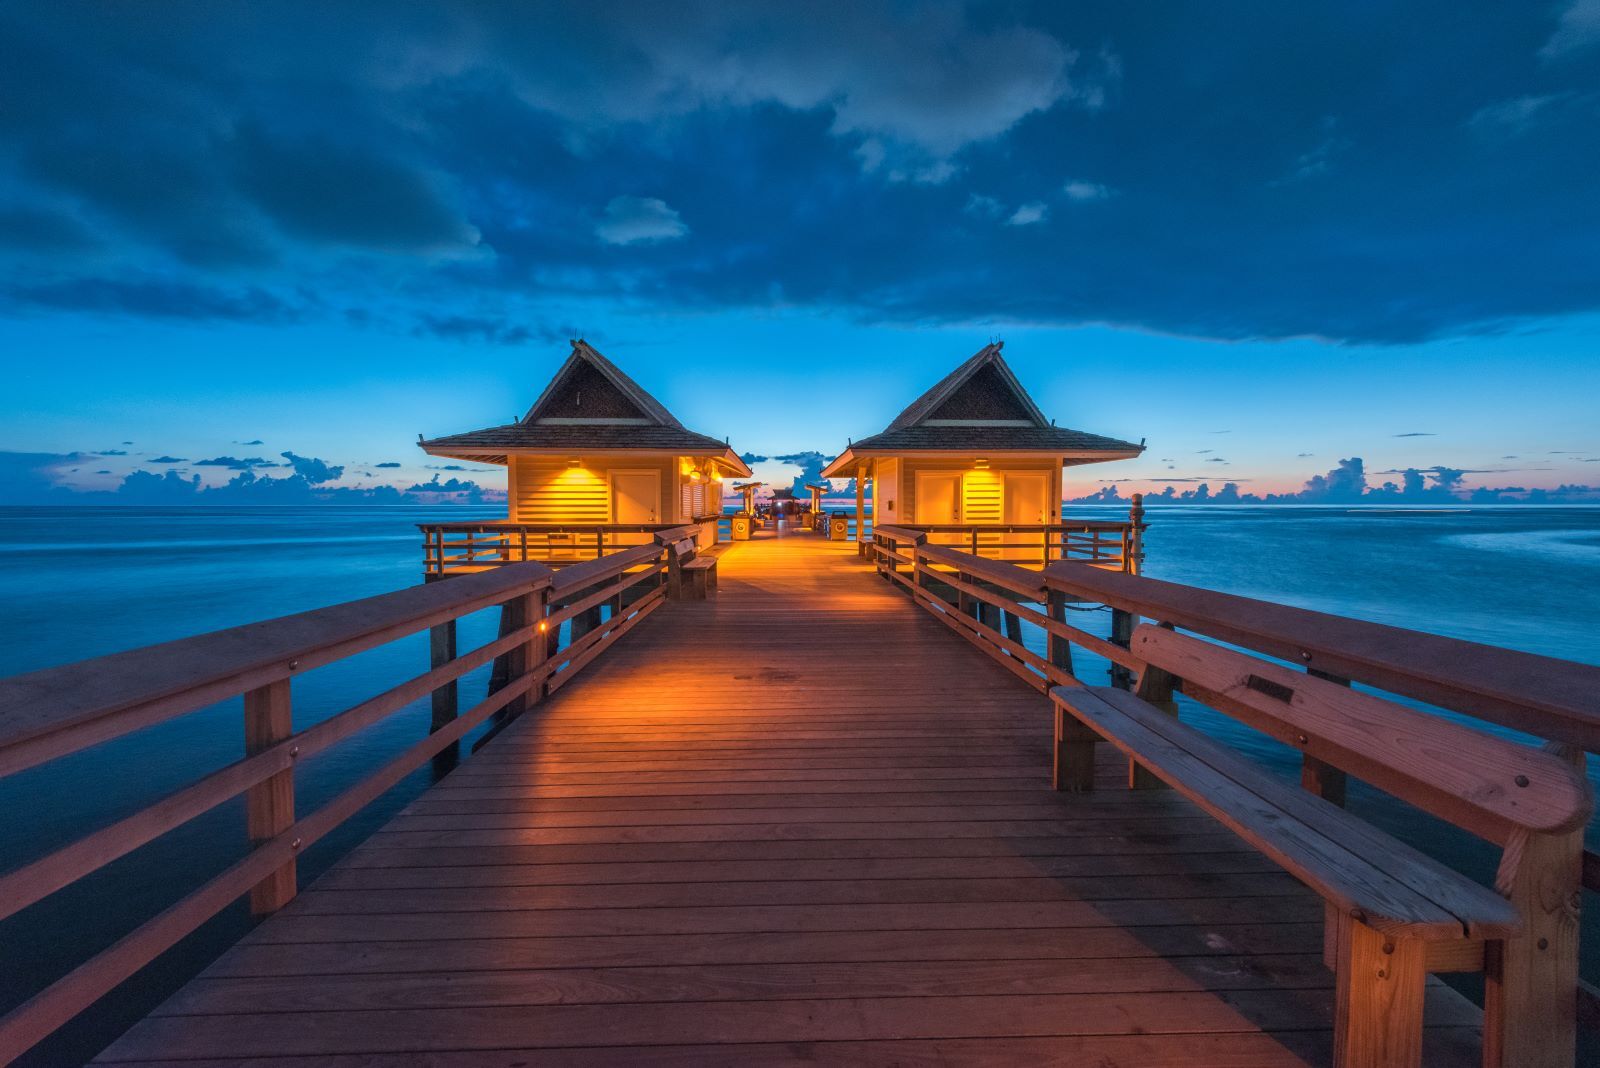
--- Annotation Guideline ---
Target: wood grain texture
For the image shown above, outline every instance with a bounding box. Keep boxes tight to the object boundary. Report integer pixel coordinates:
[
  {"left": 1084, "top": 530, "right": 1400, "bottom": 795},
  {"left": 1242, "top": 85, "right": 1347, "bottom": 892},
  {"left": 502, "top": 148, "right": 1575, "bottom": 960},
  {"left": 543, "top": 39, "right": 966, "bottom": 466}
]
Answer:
[
  {"left": 93, "top": 531, "right": 1484, "bottom": 1066},
  {"left": 1133, "top": 626, "right": 1592, "bottom": 837}
]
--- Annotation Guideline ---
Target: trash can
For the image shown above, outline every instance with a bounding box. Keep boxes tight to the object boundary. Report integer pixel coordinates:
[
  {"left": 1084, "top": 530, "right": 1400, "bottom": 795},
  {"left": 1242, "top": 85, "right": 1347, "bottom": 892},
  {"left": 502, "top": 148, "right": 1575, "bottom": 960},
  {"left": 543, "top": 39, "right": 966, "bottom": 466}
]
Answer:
[
  {"left": 828, "top": 513, "right": 848, "bottom": 540},
  {"left": 731, "top": 512, "right": 754, "bottom": 541}
]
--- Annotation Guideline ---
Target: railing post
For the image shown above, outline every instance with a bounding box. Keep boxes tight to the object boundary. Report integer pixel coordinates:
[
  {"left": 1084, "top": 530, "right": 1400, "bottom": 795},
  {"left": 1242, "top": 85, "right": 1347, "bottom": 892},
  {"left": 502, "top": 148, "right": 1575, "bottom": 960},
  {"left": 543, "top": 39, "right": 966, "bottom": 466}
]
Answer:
[
  {"left": 1109, "top": 608, "right": 1136, "bottom": 690},
  {"left": 428, "top": 618, "right": 459, "bottom": 738},
  {"left": 502, "top": 586, "right": 548, "bottom": 718},
  {"left": 1046, "top": 590, "right": 1074, "bottom": 679},
  {"left": 1127, "top": 493, "right": 1145, "bottom": 575},
  {"left": 665, "top": 542, "right": 685, "bottom": 599},
  {"left": 1303, "top": 668, "right": 1350, "bottom": 806},
  {"left": 1484, "top": 743, "right": 1585, "bottom": 1068},
  {"left": 244, "top": 678, "right": 295, "bottom": 917}
]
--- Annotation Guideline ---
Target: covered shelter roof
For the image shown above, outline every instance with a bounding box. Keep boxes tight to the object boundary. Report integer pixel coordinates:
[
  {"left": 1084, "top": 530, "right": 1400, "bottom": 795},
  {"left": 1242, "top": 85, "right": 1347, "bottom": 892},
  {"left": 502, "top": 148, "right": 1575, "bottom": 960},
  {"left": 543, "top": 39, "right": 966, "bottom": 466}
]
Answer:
[
  {"left": 421, "top": 340, "right": 752, "bottom": 476},
  {"left": 821, "top": 342, "right": 1142, "bottom": 478}
]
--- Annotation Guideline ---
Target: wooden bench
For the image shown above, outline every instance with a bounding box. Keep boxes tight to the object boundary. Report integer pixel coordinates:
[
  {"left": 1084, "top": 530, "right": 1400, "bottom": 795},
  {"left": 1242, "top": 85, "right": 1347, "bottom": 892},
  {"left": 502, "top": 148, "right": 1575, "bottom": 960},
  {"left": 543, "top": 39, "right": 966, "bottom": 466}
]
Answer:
[
  {"left": 681, "top": 555, "right": 718, "bottom": 599},
  {"left": 1051, "top": 624, "right": 1592, "bottom": 1068}
]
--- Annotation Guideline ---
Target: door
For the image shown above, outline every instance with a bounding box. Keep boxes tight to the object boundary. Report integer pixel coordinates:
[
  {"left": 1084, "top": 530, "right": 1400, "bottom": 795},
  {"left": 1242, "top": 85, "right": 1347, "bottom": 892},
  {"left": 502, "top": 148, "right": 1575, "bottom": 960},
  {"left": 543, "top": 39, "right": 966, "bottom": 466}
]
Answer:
[
  {"left": 1003, "top": 472, "right": 1050, "bottom": 561},
  {"left": 611, "top": 471, "right": 660, "bottom": 523},
  {"left": 914, "top": 472, "right": 960, "bottom": 525},
  {"left": 1004, "top": 473, "right": 1049, "bottom": 524}
]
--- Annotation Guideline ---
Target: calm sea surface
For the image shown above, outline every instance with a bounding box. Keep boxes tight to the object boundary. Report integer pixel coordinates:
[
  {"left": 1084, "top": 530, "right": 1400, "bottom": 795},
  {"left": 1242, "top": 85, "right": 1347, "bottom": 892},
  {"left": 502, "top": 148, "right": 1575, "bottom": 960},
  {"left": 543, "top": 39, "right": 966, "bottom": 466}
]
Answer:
[{"left": 1, "top": 504, "right": 1597, "bottom": 1063}]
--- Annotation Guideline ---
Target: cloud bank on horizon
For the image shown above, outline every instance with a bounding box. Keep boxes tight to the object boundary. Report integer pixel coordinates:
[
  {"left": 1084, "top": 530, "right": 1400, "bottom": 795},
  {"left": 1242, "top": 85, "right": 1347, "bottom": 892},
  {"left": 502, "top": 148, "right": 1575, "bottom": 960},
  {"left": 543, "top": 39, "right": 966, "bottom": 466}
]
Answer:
[{"left": 0, "top": 1, "right": 1596, "bottom": 346}]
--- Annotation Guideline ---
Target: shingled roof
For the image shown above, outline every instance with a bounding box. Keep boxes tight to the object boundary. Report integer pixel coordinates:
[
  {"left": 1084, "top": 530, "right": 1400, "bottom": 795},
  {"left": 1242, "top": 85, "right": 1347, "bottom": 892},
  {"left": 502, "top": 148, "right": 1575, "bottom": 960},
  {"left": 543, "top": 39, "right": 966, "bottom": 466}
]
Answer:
[
  {"left": 420, "top": 340, "right": 751, "bottom": 474},
  {"left": 821, "top": 342, "right": 1142, "bottom": 477}
]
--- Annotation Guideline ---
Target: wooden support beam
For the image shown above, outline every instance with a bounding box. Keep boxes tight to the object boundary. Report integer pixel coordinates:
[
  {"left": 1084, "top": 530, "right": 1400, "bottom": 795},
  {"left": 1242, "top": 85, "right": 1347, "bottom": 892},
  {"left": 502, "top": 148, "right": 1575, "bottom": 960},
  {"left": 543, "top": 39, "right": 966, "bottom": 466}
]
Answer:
[
  {"left": 1046, "top": 591, "right": 1075, "bottom": 679},
  {"left": 1109, "top": 607, "right": 1136, "bottom": 690},
  {"left": 1127, "top": 646, "right": 1176, "bottom": 791},
  {"left": 1334, "top": 922, "right": 1425, "bottom": 1068},
  {"left": 243, "top": 679, "right": 295, "bottom": 917},
  {"left": 427, "top": 620, "right": 457, "bottom": 732},
  {"left": 1303, "top": 668, "right": 1351, "bottom": 806},
  {"left": 1485, "top": 749, "right": 1584, "bottom": 1068},
  {"left": 1052, "top": 703, "right": 1096, "bottom": 792},
  {"left": 854, "top": 464, "right": 866, "bottom": 544}
]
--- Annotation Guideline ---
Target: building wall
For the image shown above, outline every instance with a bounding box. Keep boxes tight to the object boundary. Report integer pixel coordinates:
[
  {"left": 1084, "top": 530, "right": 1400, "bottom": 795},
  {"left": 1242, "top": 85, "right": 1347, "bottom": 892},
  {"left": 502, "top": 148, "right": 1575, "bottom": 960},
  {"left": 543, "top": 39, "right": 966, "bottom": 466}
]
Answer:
[
  {"left": 509, "top": 453, "right": 688, "bottom": 524},
  {"left": 894, "top": 456, "right": 1061, "bottom": 525},
  {"left": 507, "top": 454, "right": 730, "bottom": 526}
]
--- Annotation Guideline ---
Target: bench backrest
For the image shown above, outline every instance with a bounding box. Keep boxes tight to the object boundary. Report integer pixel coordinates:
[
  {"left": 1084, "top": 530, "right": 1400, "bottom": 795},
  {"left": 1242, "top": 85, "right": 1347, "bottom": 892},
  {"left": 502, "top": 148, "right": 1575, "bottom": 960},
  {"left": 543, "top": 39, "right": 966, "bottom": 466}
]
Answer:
[{"left": 1130, "top": 625, "right": 1591, "bottom": 842}]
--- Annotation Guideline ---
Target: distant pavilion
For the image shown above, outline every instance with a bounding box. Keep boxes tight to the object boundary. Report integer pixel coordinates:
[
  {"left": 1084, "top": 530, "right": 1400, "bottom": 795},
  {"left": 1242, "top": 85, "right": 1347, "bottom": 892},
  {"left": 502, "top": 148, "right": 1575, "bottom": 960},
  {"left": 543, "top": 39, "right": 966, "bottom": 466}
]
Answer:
[
  {"left": 821, "top": 342, "right": 1142, "bottom": 534},
  {"left": 421, "top": 340, "right": 751, "bottom": 526}
]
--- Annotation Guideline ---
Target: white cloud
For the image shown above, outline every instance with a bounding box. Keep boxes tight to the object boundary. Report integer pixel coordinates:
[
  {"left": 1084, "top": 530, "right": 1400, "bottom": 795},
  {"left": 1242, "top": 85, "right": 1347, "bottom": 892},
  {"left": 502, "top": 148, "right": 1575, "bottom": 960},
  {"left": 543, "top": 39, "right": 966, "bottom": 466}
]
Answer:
[
  {"left": 1006, "top": 201, "right": 1048, "bottom": 226},
  {"left": 1542, "top": 0, "right": 1600, "bottom": 59},
  {"left": 964, "top": 193, "right": 1004, "bottom": 219},
  {"left": 1063, "top": 179, "right": 1111, "bottom": 201},
  {"left": 595, "top": 196, "right": 688, "bottom": 245}
]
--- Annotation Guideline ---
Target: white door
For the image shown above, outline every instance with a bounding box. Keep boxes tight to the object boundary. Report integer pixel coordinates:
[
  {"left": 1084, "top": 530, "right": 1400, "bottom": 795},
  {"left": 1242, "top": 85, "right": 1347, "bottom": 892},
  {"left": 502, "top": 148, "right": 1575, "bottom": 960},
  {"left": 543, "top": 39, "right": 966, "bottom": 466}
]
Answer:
[
  {"left": 914, "top": 472, "right": 960, "bottom": 524},
  {"left": 1004, "top": 473, "right": 1049, "bottom": 524},
  {"left": 1003, "top": 472, "right": 1050, "bottom": 561},
  {"left": 612, "top": 472, "right": 660, "bottom": 523}
]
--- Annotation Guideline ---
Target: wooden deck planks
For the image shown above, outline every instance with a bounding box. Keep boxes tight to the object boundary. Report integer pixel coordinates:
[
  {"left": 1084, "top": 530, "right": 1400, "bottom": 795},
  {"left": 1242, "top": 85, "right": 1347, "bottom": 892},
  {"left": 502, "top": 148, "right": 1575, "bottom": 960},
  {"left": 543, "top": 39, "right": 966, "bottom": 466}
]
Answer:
[{"left": 93, "top": 531, "right": 1483, "bottom": 1065}]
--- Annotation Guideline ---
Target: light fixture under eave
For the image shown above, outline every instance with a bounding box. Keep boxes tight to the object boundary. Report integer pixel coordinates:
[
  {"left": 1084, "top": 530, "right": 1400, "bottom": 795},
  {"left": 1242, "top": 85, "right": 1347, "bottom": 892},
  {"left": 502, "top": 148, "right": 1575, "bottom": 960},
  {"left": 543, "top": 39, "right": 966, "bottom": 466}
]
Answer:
[
  {"left": 974, "top": 458, "right": 990, "bottom": 469},
  {"left": 568, "top": 457, "right": 582, "bottom": 468}
]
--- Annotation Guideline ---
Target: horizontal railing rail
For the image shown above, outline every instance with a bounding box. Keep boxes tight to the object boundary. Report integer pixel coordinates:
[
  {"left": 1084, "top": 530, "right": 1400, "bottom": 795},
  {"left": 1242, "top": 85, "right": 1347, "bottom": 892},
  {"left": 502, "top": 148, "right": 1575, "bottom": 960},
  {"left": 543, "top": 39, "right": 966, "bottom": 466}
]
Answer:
[
  {"left": 419, "top": 522, "right": 713, "bottom": 575},
  {"left": 885, "top": 519, "right": 1144, "bottom": 572},
  {"left": 0, "top": 541, "right": 675, "bottom": 1062},
  {"left": 871, "top": 531, "right": 1600, "bottom": 1039}
]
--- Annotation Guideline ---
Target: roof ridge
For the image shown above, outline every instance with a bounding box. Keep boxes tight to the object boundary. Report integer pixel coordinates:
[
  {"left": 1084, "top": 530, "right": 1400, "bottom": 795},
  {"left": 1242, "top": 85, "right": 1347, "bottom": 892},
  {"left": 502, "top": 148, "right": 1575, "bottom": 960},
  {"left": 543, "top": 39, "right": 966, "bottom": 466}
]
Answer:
[{"left": 521, "top": 340, "right": 685, "bottom": 428}]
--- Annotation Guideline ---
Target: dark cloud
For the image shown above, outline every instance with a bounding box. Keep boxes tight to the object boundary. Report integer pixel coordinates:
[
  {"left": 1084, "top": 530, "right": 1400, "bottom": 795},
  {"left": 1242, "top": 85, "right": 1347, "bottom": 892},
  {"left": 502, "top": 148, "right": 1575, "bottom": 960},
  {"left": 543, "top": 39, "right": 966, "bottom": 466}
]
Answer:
[
  {"left": 236, "top": 439, "right": 264, "bottom": 445},
  {"left": 1393, "top": 432, "right": 1436, "bottom": 437},
  {"left": 0, "top": 3, "right": 1597, "bottom": 343},
  {"left": 0, "top": 206, "right": 98, "bottom": 252},
  {"left": 2, "top": 276, "right": 297, "bottom": 323},
  {"left": 195, "top": 455, "right": 280, "bottom": 469},
  {"left": 412, "top": 315, "right": 576, "bottom": 347},
  {"left": 147, "top": 455, "right": 186, "bottom": 463},
  {"left": 1073, "top": 455, "right": 1600, "bottom": 505},
  {"left": 0, "top": 450, "right": 504, "bottom": 506},
  {"left": 280, "top": 451, "right": 344, "bottom": 484},
  {"left": 374, "top": 461, "right": 402, "bottom": 468},
  {"left": 232, "top": 122, "right": 479, "bottom": 255},
  {"left": 94, "top": 449, "right": 127, "bottom": 456}
]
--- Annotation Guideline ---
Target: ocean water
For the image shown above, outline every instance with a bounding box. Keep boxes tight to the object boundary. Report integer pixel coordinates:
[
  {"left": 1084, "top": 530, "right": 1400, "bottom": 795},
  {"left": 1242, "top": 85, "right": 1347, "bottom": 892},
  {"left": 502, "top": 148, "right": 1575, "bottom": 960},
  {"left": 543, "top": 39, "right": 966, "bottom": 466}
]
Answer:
[{"left": 0, "top": 504, "right": 1597, "bottom": 1063}]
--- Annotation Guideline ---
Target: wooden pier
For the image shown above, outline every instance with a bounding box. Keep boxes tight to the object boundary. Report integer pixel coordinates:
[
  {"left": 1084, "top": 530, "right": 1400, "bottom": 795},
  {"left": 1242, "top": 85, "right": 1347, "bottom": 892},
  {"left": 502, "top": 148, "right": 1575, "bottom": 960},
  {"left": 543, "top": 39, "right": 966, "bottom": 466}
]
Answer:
[{"left": 3, "top": 524, "right": 1598, "bottom": 1065}]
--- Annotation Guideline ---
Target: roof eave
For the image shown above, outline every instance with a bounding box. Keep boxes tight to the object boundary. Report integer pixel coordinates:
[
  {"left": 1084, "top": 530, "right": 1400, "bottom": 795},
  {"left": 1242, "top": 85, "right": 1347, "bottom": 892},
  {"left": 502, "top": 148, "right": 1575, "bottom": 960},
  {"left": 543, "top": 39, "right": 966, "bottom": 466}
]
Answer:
[
  {"left": 819, "top": 448, "right": 858, "bottom": 479},
  {"left": 823, "top": 445, "right": 1142, "bottom": 476}
]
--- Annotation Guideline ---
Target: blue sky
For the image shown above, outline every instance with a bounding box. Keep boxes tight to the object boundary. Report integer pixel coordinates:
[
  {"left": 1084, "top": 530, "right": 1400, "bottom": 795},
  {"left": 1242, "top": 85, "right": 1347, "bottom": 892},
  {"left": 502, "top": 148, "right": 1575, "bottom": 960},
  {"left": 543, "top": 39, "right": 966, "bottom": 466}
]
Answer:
[{"left": 2, "top": 1, "right": 1598, "bottom": 503}]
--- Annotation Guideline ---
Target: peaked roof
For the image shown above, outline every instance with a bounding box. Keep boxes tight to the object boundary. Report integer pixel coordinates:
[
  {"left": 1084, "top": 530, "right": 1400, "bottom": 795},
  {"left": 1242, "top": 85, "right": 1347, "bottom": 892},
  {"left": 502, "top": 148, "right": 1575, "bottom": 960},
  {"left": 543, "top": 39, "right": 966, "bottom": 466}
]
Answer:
[
  {"left": 522, "top": 340, "right": 683, "bottom": 427},
  {"left": 886, "top": 342, "right": 1048, "bottom": 430},
  {"left": 821, "top": 342, "right": 1142, "bottom": 477},
  {"left": 420, "top": 340, "right": 751, "bottom": 474}
]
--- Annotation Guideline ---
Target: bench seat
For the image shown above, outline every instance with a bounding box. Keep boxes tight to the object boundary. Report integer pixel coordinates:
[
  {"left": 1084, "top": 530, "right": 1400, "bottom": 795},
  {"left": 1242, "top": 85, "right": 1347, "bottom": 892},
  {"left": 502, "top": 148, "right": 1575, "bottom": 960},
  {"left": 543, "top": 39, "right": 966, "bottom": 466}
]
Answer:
[
  {"left": 1052, "top": 685, "right": 1520, "bottom": 944},
  {"left": 681, "top": 556, "right": 718, "bottom": 599}
]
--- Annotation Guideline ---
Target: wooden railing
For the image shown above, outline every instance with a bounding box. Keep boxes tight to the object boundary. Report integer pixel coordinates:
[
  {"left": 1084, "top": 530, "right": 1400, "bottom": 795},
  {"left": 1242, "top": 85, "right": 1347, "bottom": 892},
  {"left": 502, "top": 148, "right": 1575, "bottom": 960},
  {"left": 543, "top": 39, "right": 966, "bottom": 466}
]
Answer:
[
  {"left": 890, "top": 520, "right": 1142, "bottom": 571},
  {"left": 420, "top": 521, "right": 717, "bottom": 575},
  {"left": 871, "top": 527, "right": 1600, "bottom": 1044},
  {"left": 0, "top": 539, "right": 676, "bottom": 1061}
]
